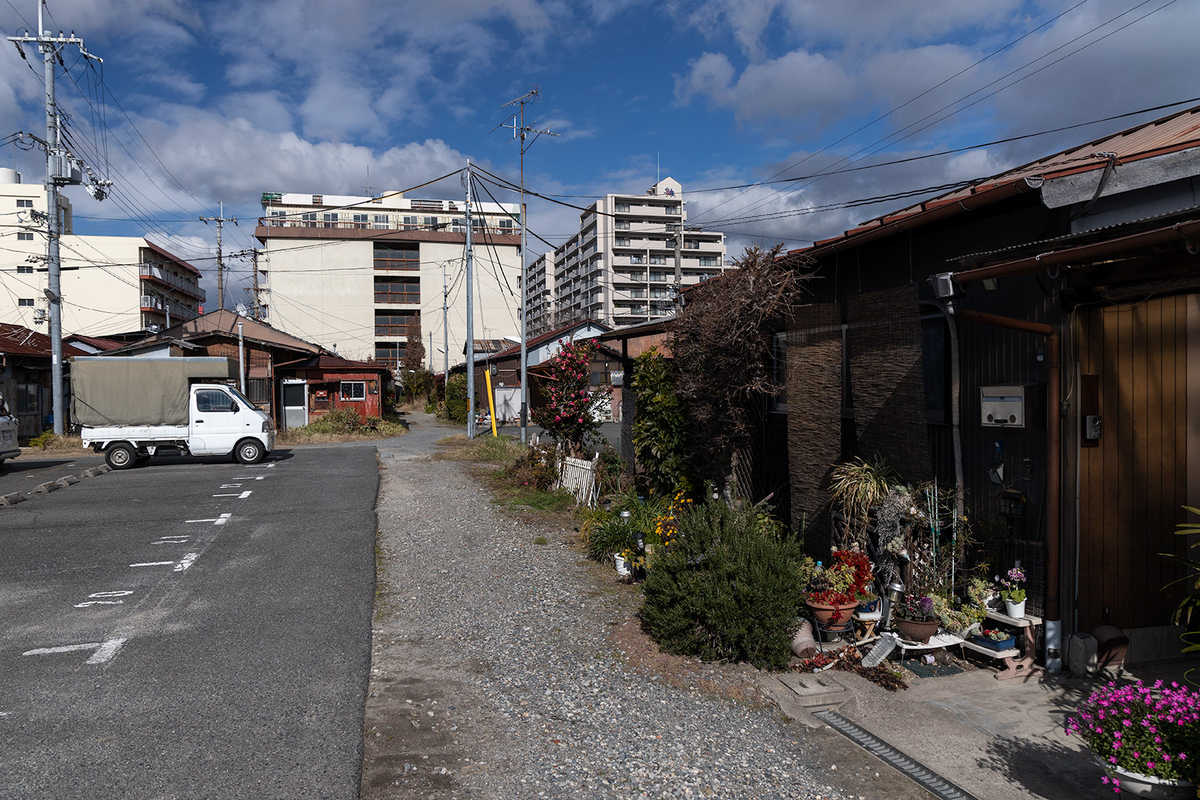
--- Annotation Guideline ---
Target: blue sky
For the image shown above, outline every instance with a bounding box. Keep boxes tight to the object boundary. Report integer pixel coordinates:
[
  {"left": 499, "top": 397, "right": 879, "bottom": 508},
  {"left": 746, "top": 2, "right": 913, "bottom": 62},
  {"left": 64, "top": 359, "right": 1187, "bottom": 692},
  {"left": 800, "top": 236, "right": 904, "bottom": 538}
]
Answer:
[{"left": 3, "top": 0, "right": 1199, "bottom": 304}]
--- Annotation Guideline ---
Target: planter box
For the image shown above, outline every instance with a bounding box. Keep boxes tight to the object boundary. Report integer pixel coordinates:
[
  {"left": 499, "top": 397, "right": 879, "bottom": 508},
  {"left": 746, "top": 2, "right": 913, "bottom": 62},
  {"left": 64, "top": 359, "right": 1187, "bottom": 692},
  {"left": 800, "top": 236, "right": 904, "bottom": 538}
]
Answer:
[{"left": 973, "top": 634, "right": 1016, "bottom": 651}]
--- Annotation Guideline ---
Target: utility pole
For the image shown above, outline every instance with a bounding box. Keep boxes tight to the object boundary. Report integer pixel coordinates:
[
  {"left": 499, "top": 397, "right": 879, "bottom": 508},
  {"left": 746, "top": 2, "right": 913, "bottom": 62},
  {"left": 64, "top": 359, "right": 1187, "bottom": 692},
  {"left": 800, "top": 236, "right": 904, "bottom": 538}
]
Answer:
[
  {"left": 670, "top": 223, "right": 684, "bottom": 310},
  {"left": 200, "top": 201, "right": 236, "bottom": 311},
  {"left": 464, "top": 161, "right": 476, "bottom": 439},
  {"left": 500, "top": 87, "right": 558, "bottom": 445},
  {"left": 250, "top": 249, "right": 262, "bottom": 319},
  {"left": 442, "top": 260, "right": 449, "bottom": 378},
  {"left": 9, "top": 1, "right": 104, "bottom": 436}
]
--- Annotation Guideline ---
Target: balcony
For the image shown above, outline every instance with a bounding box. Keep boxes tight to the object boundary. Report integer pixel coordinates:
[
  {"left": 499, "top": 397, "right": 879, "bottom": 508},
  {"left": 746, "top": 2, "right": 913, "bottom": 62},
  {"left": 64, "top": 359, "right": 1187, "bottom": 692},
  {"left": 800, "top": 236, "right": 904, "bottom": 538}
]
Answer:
[
  {"left": 140, "top": 264, "right": 205, "bottom": 301},
  {"left": 140, "top": 295, "right": 199, "bottom": 322},
  {"left": 258, "top": 215, "right": 518, "bottom": 237}
]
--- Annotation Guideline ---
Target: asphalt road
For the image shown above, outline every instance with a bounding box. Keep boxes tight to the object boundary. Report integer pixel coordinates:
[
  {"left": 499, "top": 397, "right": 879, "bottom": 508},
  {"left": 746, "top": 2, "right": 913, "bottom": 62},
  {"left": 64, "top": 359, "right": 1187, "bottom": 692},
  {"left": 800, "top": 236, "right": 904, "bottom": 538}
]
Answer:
[{"left": 0, "top": 444, "right": 379, "bottom": 799}]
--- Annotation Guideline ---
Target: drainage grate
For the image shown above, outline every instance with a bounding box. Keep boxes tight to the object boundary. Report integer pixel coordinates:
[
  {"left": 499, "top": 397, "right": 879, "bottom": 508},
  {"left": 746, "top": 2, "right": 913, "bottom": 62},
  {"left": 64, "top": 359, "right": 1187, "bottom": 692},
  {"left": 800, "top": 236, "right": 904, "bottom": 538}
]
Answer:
[{"left": 811, "top": 709, "right": 979, "bottom": 800}]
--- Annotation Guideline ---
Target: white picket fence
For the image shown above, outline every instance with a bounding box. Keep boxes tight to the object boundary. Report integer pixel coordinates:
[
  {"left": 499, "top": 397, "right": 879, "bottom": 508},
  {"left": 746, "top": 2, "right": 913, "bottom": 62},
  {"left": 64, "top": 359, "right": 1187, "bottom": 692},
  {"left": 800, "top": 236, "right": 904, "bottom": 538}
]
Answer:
[{"left": 557, "top": 452, "right": 600, "bottom": 507}]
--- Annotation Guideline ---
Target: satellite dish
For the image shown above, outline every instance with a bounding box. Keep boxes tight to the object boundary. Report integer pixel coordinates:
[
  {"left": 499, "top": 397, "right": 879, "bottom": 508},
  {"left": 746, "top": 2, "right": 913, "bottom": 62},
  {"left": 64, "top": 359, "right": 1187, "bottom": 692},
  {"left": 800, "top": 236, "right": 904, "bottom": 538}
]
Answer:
[{"left": 235, "top": 303, "right": 249, "bottom": 317}]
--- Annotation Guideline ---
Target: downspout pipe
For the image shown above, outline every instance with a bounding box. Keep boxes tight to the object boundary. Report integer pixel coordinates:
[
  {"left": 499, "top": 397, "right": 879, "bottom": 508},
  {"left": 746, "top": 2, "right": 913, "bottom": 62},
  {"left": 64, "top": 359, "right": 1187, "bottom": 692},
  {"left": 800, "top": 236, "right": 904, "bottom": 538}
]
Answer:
[{"left": 952, "top": 307, "right": 1062, "bottom": 673}]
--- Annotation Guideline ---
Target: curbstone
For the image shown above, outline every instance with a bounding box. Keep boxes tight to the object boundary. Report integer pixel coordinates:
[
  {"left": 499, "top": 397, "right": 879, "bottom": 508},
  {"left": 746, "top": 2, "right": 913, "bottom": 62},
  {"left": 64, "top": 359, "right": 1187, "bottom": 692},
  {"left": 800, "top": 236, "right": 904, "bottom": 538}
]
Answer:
[
  {"left": 34, "top": 481, "right": 59, "bottom": 494},
  {"left": 81, "top": 467, "right": 102, "bottom": 478},
  {"left": 55, "top": 475, "right": 81, "bottom": 487},
  {"left": 0, "top": 492, "right": 25, "bottom": 505}
]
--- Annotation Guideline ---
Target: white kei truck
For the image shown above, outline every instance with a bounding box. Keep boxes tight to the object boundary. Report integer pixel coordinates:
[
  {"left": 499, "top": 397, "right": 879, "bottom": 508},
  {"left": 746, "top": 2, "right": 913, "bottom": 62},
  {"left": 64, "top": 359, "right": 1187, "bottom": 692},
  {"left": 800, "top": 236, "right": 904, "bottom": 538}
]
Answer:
[
  {"left": 72, "top": 356, "right": 275, "bottom": 470},
  {"left": 0, "top": 390, "right": 18, "bottom": 468}
]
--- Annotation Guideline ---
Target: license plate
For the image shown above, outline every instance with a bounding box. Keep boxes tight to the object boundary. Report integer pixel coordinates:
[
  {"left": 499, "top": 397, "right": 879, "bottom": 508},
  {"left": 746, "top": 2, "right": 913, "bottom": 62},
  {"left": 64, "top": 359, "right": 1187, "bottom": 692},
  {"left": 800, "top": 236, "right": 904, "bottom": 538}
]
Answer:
[{"left": 2, "top": 431, "right": 12, "bottom": 441}]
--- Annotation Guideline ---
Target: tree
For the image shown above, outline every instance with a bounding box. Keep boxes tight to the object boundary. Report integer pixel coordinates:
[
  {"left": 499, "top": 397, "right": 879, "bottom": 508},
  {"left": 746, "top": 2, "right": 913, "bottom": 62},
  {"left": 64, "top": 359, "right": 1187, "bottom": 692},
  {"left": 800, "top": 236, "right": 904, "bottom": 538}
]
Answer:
[
  {"left": 402, "top": 317, "right": 425, "bottom": 374},
  {"left": 671, "top": 243, "right": 812, "bottom": 494},
  {"left": 632, "top": 347, "right": 693, "bottom": 496},
  {"left": 530, "top": 339, "right": 601, "bottom": 456}
]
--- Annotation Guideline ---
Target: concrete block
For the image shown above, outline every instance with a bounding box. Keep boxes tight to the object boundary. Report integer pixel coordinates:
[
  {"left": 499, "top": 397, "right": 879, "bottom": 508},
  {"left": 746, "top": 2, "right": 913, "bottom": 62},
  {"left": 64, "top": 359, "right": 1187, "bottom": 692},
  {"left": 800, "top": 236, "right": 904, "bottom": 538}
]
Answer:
[
  {"left": 33, "top": 481, "right": 59, "bottom": 494},
  {"left": 81, "top": 467, "right": 103, "bottom": 478},
  {"left": 0, "top": 492, "right": 25, "bottom": 505},
  {"left": 55, "top": 475, "right": 80, "bottom": 487}
]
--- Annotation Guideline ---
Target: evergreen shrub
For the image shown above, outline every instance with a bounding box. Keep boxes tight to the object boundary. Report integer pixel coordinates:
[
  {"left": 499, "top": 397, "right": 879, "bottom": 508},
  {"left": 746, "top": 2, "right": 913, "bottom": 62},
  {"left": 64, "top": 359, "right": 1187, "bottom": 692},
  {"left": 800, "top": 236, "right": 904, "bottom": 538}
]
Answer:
[
  {"left": 444, "top": 374, "right": 468, "bottom": 424},
  {"left": 640, "top": 499, "right": 806, "bottom": 670}
]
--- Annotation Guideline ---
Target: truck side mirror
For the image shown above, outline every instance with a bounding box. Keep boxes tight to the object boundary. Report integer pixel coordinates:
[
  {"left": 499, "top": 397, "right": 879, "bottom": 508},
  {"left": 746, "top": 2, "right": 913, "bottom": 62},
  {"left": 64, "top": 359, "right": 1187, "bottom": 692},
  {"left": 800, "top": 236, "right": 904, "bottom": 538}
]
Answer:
[{"left": 230, "top": 401, "right": 239, "bottom": 413}]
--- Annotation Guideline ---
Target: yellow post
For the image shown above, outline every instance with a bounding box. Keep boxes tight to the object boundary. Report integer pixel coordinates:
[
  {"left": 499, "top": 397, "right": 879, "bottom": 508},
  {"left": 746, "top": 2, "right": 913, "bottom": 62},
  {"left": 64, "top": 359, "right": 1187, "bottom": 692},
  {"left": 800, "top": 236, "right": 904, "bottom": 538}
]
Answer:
[{"left": 485, "top": 367, "right": 498, "bottom": 437}]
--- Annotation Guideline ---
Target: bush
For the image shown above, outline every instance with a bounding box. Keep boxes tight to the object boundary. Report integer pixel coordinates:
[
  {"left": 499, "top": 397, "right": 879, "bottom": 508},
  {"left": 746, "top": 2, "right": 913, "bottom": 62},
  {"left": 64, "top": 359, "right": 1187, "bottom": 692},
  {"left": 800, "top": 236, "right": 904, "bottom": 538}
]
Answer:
[
  {"left": 632, "top": 348, "right": 694, "bottom": 496},
  {"left": 501, "top": 443, "right": 558, "bottom": 489},
  {"left": 303, "top": 408, "right": 367, "bottom": 434},
  {"left": 586, "top": 516, "right": 638, "bottom": 562},
  {"left": 444, "top": 374, "right": 468, "bottom": 424},
  {"left": 640, "top": 499, "right": 806, "bottom": 670}
]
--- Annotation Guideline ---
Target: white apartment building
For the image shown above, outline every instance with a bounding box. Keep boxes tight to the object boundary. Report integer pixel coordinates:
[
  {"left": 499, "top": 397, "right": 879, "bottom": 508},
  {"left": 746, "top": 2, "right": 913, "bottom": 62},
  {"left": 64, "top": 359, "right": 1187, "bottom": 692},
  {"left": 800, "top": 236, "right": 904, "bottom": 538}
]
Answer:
[
  {"left": 0, "top": 168, "right": 204, "bottom": 336},
  {"left": 255, "top": 191, "right": 522, "bottom": 369},
  {"left": 527, "top": 177, "right": 727, "bottom": 336}
]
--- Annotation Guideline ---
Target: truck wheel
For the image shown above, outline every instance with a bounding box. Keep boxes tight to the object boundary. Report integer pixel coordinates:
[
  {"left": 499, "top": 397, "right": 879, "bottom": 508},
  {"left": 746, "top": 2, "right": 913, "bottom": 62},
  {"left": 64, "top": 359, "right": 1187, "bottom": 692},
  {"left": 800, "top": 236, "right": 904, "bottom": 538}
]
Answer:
[
  {"left": 234, "top": 438, "right": 264, "bottom": 465},
  {"left": 105, "top": 443, "right": 137, "bottom": 470}
]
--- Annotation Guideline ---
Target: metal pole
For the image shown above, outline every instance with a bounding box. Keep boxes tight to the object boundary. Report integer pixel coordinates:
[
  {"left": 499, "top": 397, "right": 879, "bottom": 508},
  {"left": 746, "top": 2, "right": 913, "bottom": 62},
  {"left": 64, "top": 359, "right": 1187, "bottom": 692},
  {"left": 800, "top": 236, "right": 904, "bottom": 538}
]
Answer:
[
  {"left": 465, "top": 162, "right": 475, "bottom": 439},
  {"left": 43, "top": 11, "right": 63, "bottom": 436},
  {"left": 442, "top": 261, "right": 449, "bottom": 378},
  {"left": 237, "top": 321, "right": 246, "bottom": 394},
  {"left": 673, "top": 224, "right": 683, "bottom": 310},
  {"left": 519, "top": 102, "right": 529, "bottom": 445}
]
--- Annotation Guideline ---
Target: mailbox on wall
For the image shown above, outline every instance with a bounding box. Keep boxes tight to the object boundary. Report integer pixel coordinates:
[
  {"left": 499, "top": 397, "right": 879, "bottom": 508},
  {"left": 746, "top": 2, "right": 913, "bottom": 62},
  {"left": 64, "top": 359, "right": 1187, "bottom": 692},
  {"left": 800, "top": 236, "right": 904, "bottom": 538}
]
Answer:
[{"left": 981, "top": 385, "right": 1028, "bottom": 428}]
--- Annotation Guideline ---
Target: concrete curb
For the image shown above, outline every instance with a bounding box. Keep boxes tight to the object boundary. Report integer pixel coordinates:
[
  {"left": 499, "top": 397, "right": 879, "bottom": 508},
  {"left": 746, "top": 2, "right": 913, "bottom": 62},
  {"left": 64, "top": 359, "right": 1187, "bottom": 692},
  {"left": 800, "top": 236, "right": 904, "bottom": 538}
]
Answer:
[
  {"left": 55, "top": 475, "right": 80, "bottom": 487},
  {"left": 0, "top": 492, "right": 25, "bottom": 505},
  {"left": 33, "top": 481, "right": 59, "bottom": 494}
]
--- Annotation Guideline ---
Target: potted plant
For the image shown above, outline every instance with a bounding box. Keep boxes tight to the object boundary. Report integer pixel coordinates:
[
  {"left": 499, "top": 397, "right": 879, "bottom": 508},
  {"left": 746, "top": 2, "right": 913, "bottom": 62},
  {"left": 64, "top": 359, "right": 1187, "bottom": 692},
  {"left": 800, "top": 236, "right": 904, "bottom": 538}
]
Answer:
[
  {"left": 1065, "top": 679, "right": 1200, "bottom": 798},
  {"left": 999, "top": 567, "right": 1027, "bottom": 618},
  {"left": 805, "top": 550, "right": 872, "bottom": 629},
  {"left": 856, "top": 589, "right": 880, "bottom": 615},
  {"left": 892, "top": 594, "right": 939, "bottom": 644},
  {"left": 973, "top": 628, "right": 1017, "bottom": 651}
]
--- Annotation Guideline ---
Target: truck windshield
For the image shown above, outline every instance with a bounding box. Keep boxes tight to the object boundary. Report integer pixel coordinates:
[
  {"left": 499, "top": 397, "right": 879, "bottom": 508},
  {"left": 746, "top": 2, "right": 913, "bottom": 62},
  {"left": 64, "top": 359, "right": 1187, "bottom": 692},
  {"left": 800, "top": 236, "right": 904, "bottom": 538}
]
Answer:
[{"left": 226, "top": 385, "right": 259, "bottom": 410}]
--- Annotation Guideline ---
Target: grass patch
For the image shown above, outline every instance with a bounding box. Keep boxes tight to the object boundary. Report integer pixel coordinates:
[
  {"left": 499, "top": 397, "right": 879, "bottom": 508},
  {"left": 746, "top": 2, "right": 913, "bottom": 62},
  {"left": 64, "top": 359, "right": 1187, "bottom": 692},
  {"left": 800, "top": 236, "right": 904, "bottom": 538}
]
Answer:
[
  {"left": 533, "top": 536, "right": 549, "bottom": 545},
  {"left": 433, "top": 433, "right": 523, "bottom": 463},
  {"left": 278, "top": 408, "right": 408, "bottom": 445},
  {"left": 26, "top": 433, "right": 85, "bottom": 451}
]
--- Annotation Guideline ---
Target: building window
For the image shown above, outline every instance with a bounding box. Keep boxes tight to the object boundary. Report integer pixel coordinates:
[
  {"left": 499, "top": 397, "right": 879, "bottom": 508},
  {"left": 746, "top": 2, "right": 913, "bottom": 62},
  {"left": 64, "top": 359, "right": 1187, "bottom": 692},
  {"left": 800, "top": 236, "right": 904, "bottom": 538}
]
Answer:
[
  {"left": 301, "top": 212, "right": 316, "bottom": 227},
  {"left": 322, "top": 212, "right": 338, "bottom": 227},
  {"left": 373, "top": 214, "right": 389, "bottom": 229},
  {"left": 247, "top": 378, "right": 270, "bottom": 405},
  {"left": 649, "top": 255, "right": 666, "bottom": 265},
  {"left": 312, "top": 195, "right": 323, "bottom": 205},
  {"left": 615, "top": 203, "right": 630, "bottom": 212},
  {"left": 630, "top": 255, "right": 644, "bottom": 265},
  {"left": 352, "top": 213, "right": 369, "bottom": 228},
  {"left": 17, "top": 232, "right": 33, "bottom": 241},
  {"left": 699, "top": 256, "right": 718, "bottom": 266},
  {"left": 685, "top": 240, "right": 700, "bottom": 249},
  {"left": 614, "top": 220, "right": 630, "bottom": 230},
  {"left": 340, "top": 381, "right": 366, "bottom": 401},
  {"left": 374, "top": 242, "right": 418, "bottom": 270},
  {"left": 374, "top": 276, "right": 420, "bottom": 303},
  {"left": 375, "top": 310, "right": 417, "bottom": 336},
  {"left": 650, "top": 272, "right": 668, "bottom": 282},
  {"left": 424, "top": 216, "right": 439, "bottom": 228},
  {"left": 18, "top": 298, "right": 34, "bottom": 306},
  {"left": 666, "top": 205, "right": 681, "bottom": 215},
  {"left": 17, "top": 265, "right": 32, "bottom": 274},
  {"left": 17, "top": 383, "right": 39, "bottom": 413},
  {"left": 615, "top": 237, "right": 630, "bottom": 247},
  {"left": 630, "top": 288, "right": 645, "bottom": 298},
  {"left": 651, "top": 288, "right": 670, "bottom": 299},
  {"left": 17, "top": 199, "right": 33, "bottom": 208},
  {"left": 402, "top": 216, "right": 418, "bottom": 229},
  {"left": 375, "top": 342, "right": 405, "bottom": 368},
  {"left": 499, "top": 219, "right": 513, "bottom": 230}
]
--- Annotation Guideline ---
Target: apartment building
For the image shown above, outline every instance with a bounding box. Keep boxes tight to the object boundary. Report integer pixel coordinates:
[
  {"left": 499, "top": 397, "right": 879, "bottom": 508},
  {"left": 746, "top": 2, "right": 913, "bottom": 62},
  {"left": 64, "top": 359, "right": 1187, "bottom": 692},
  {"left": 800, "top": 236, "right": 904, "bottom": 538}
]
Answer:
[
  {"left": 255, "top": 190, "right": 522, "bottom": 369},
  {"left": 0, "top": 168, "right": 204, "bottom": 336},
  {"left": 527, "top": 178, "right": 727, "bottom": 336}
]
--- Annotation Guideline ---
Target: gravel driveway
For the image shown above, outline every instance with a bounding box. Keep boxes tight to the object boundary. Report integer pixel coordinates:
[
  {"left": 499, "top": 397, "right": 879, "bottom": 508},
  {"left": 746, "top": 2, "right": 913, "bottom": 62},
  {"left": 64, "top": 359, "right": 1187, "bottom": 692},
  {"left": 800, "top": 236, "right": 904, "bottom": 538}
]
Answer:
[{"left": 361, "top": 412, "right": 899, "bottom": 799}]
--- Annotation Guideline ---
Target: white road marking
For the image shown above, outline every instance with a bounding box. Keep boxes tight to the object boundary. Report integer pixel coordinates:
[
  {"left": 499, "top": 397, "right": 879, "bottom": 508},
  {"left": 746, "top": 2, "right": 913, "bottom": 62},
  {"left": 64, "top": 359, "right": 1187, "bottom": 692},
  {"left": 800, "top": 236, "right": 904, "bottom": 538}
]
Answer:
[
  {"left": 212, "top": 491, "right": 252, "bottom": 499},
  {"left": 130, "top": 561, "right": 174, "bottom": 568},
  {"left": 185, "top": 513, "right": 231, "bottom": 525},
  {"left": 152, "top": 535, "right": 191, "bottom": 544},
  {"left": 23, "top": 634, "right": 128, "bottom": 664},
  {"left": 75, "top": 590, "right": 134, "bottom": 608},
  {"left": 174, "top": 553, "right": 198, "bottom": 572},
  {"left": 220, "top": 483, "right": 242, "bottom": 488},
  {"left": 233, "top": 476, "right": 264, "bottom": 480}
]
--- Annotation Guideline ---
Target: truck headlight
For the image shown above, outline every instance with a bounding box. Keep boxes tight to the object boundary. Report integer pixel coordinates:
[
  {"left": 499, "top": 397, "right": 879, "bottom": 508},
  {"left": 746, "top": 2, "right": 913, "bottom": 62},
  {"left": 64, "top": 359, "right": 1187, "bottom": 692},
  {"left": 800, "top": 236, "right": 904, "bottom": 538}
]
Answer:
[{"left": 262, "top": 421, "right": 271, "bottom": 433}]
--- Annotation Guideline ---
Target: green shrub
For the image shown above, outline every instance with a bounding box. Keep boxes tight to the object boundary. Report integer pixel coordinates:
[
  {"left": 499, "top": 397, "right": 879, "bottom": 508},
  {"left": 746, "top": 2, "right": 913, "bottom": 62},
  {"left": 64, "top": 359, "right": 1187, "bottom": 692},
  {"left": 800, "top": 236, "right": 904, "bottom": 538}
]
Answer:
[
  {"left": 632, "top": 348, "right": 695, "bottom": 496},
  {"left": 640, "top": 499, "right": 806, "bottom": 670},
  {"left": 424, "top": 401, "right": 437, "bottom": 415},
  {"left": 303, "top": 407, "right": 363, "bottom": 434},
  {"left": 444, "top": 374, "right": 468, "bottom": 424},
  {"left": 30, "top": 430, "right": 56, "bottom": 449}
]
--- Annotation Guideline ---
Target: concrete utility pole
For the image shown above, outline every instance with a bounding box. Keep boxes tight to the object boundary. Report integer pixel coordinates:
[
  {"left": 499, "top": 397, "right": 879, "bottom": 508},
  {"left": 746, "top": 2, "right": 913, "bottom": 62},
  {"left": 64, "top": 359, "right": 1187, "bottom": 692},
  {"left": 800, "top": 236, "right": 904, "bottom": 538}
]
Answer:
[
  {"left": 200, "top": 201, "right": 237, "bottom": 311},
  {"left": 464, "top": 162, "right": 476, "bottom": 439},
  {"left": 442, "top": 260, "right": 449, "bottom": 378},
  {"left": 671, "top": 223, "right": 684, "bottom": 310},
  {"left": 500, "top": 88, "right": 558, "bottom": 445},
  {"left": 250, "top": 249, "right": 262, "bottom": 319},
  {"left": 9, "top": 0, "right": 105, "bottom": 436}
]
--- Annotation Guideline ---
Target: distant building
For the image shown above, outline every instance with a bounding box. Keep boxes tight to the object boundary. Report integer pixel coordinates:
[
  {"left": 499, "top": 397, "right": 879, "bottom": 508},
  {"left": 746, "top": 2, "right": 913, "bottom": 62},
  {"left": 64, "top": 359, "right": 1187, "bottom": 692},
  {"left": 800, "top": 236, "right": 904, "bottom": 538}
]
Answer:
[
  {"left": 0, "top": 168, "right": 204, "bottom": 336},
  {"left": 255, "top": 190, "right": 522, "bottom": 369},
  {"left": 526, "top": 178, "right": 727, "bottom": 336}
]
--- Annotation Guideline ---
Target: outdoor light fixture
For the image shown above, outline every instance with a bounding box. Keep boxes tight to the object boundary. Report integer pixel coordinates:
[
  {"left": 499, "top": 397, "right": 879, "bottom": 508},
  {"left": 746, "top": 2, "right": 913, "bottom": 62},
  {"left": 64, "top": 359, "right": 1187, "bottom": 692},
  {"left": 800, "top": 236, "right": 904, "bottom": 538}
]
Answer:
[{"left": 884, "top": 580, "right": 905, "bottom": 628}]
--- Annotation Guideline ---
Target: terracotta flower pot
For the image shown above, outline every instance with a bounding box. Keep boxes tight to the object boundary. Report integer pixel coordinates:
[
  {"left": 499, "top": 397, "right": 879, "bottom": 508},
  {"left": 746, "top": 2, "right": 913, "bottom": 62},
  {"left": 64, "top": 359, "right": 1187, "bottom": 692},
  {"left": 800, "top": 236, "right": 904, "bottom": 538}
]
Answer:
[
  {"left": 894, "top": 616, "right": 939, "bottom": 644},
  {"left": 805, "top": 599, "right": 859, "bottom": 628}
]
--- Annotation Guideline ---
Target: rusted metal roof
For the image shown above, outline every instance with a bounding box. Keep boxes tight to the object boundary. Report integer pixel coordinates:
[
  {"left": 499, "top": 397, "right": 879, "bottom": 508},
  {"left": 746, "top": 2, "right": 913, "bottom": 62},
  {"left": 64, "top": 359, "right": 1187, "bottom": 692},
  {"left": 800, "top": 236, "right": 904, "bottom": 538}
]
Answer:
[
  {"left": 797, "top": 104, "right": 1200, "bottom": 257},
  {"left": 0, "top": 324, "right": 87, "bottom": 358}
]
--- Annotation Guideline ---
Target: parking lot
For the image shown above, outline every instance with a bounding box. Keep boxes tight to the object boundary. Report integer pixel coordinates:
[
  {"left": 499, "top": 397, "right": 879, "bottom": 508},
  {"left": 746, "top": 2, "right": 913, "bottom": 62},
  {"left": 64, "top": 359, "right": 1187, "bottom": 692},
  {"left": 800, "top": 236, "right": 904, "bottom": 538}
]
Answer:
[{"left": 0, "top": 444, "right": 379, "bottom": 799}]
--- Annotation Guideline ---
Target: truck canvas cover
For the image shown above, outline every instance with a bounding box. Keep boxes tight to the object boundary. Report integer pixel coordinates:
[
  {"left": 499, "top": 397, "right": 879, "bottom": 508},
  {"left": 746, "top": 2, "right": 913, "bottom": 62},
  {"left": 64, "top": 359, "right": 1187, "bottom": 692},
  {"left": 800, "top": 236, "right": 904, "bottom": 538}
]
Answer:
[{"left": 72, "top": 357, "right": 236, "bottom": 426}]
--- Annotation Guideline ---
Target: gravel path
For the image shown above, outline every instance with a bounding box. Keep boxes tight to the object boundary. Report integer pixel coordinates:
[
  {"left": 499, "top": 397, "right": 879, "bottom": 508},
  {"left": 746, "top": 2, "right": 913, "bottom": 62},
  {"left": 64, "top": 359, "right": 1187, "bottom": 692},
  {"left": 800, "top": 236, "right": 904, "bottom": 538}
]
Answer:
[{"left": 361, "top": 412, "right": 865, "bottom": 799}]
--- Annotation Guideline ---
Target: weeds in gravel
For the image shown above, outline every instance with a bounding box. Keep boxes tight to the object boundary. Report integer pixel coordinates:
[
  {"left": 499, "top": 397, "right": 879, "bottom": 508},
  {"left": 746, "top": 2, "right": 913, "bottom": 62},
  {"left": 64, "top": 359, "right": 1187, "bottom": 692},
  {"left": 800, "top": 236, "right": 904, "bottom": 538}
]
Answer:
[
  {"left": 279, "top": 408, "right": 408, "bottom": 444},
  {"left": 433, "top": 434, "right": 523, "bottom": 463},
  {"left": 26, "top": 432, "right": 84, "bottom": 451}
]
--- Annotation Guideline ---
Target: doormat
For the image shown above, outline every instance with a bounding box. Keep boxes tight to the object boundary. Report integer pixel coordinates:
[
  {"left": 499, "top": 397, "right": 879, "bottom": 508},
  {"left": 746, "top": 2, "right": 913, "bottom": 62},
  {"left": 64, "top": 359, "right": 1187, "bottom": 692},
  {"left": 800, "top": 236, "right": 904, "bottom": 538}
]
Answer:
[{"left": 907, "top": 661, "right": 965, "bottom": 679}]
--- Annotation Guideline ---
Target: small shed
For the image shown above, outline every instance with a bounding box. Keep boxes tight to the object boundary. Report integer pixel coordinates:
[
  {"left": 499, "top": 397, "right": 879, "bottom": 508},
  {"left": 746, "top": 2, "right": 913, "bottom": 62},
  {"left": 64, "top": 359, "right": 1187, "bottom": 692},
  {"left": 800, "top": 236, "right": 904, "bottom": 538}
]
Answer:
[{"left": 276, "top": 354, "right": 391, "bottom": 426}]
